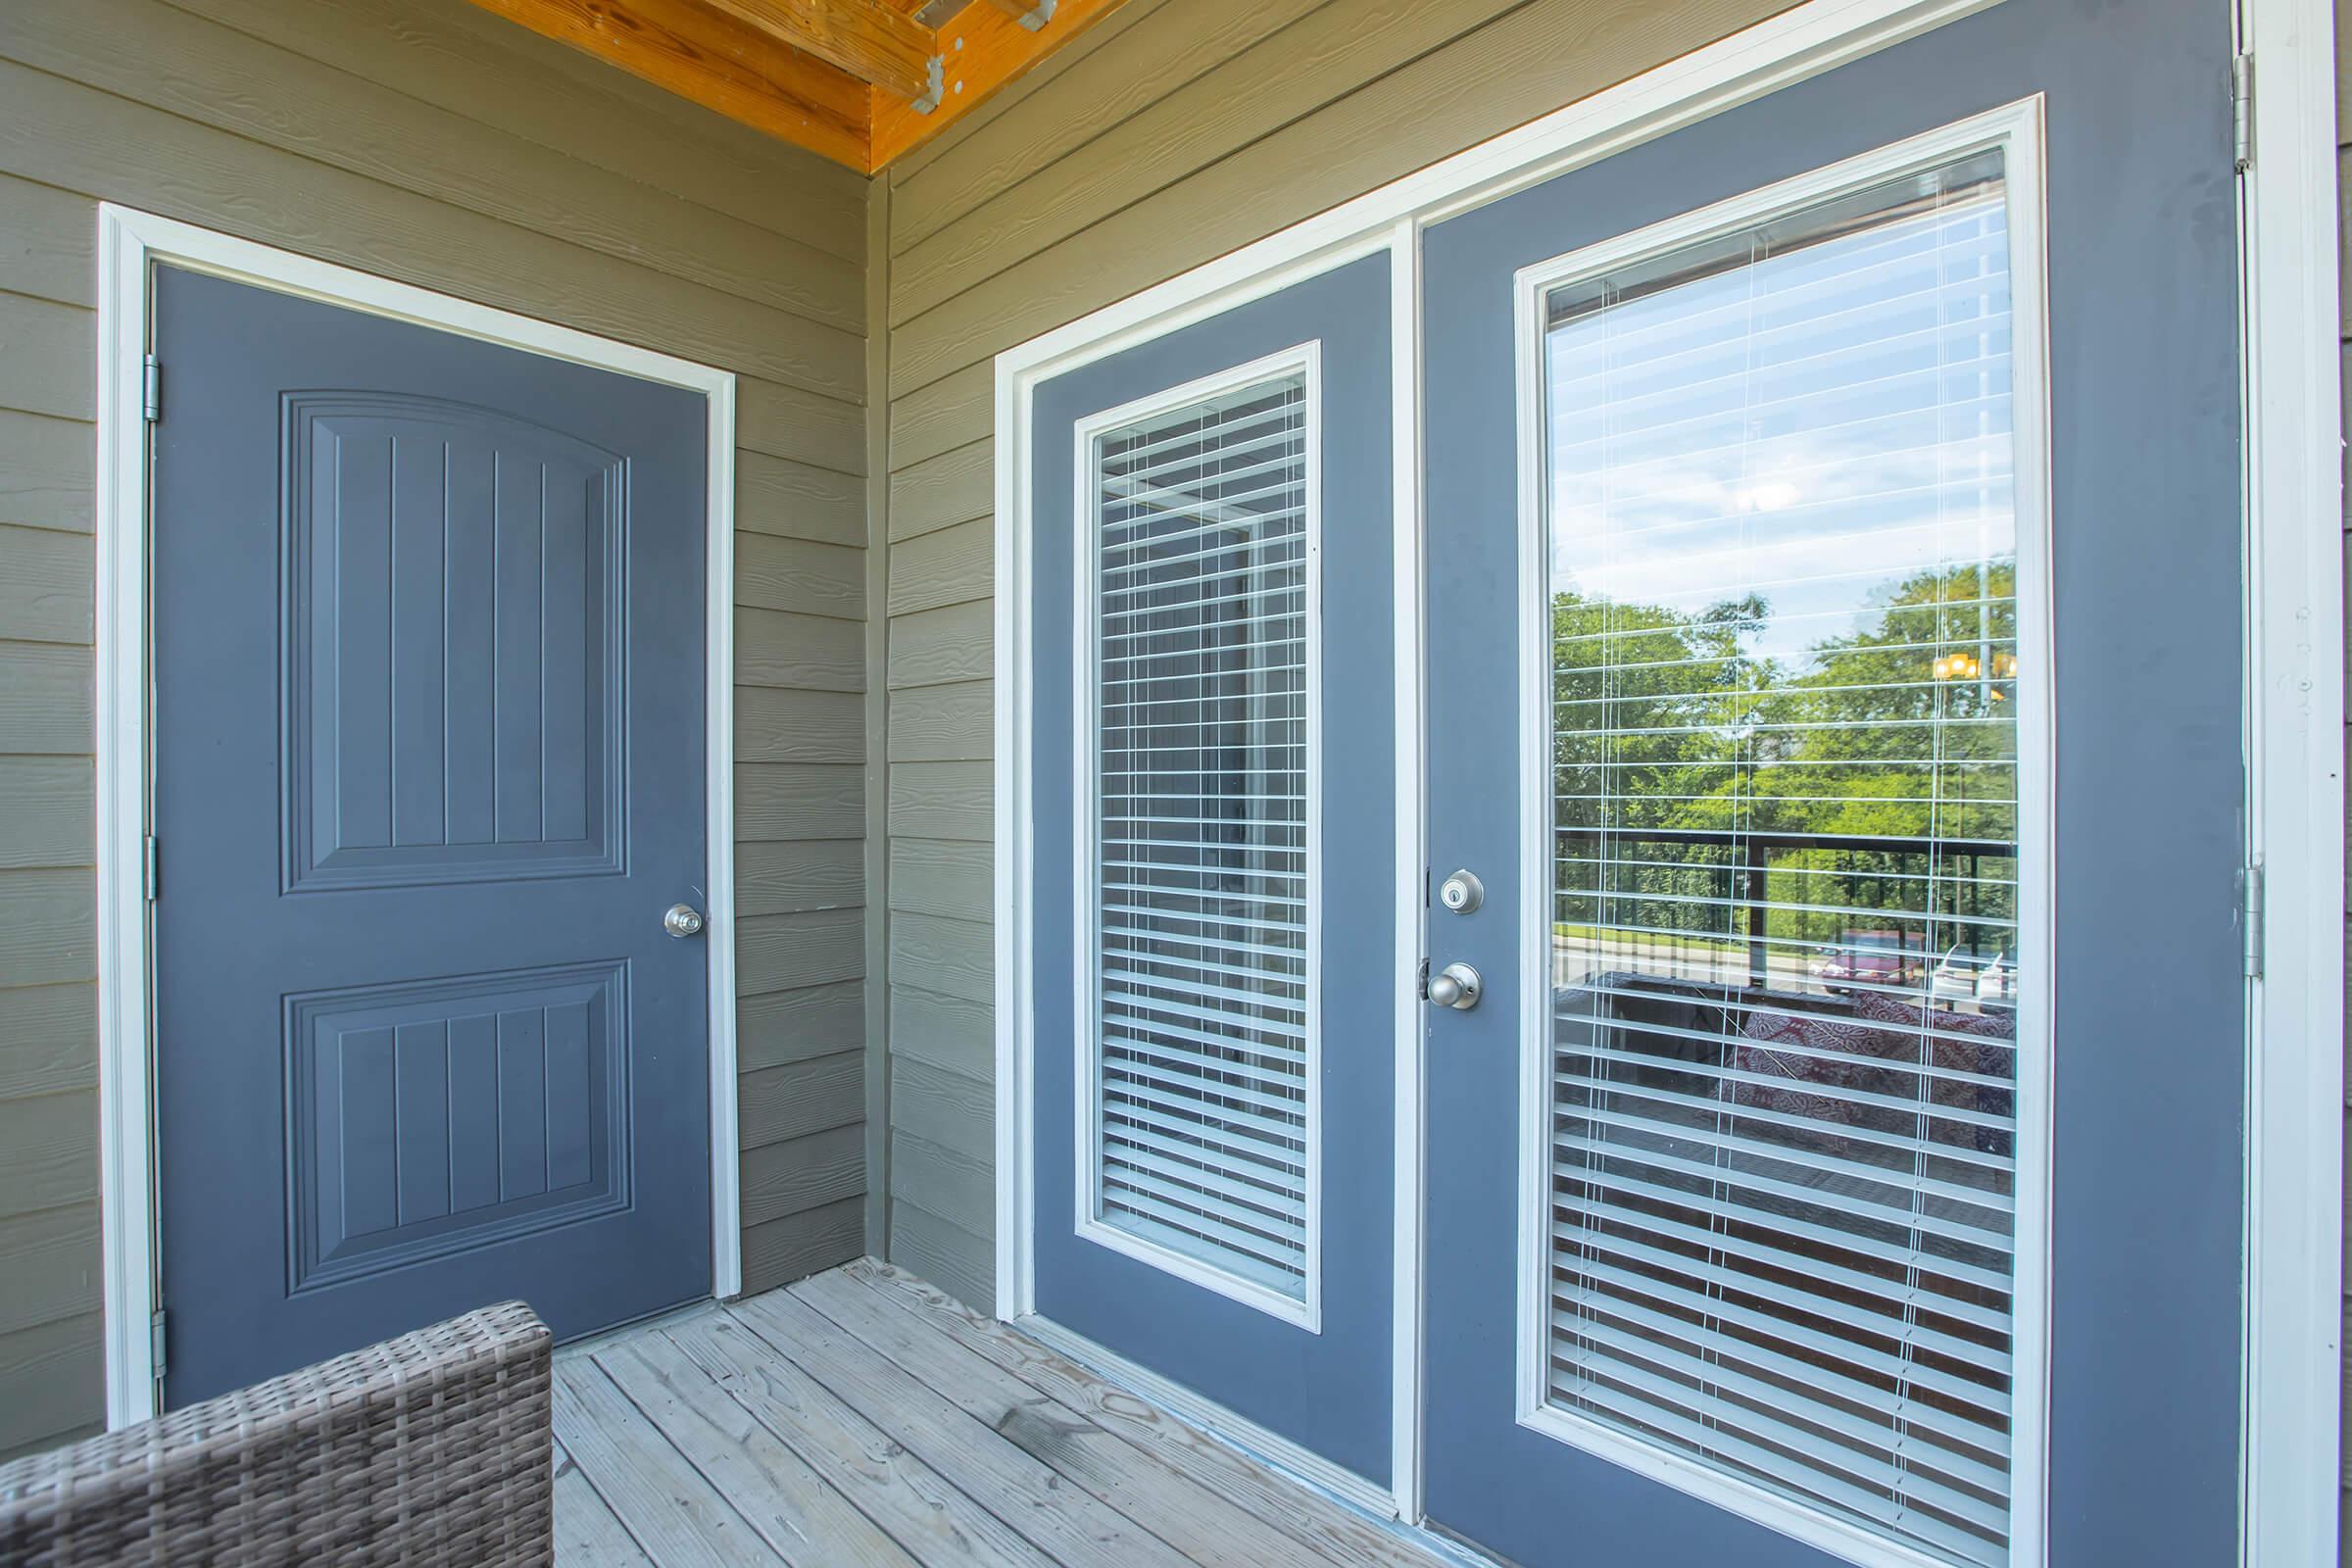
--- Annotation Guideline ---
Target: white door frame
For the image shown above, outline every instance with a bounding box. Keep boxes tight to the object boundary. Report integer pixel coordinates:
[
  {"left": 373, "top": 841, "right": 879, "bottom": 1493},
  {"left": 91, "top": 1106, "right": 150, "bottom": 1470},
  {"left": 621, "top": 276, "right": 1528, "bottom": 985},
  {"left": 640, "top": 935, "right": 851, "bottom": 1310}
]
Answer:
[
  {"left": 92, "top": 205, "right": 743, "bottom": 1428},
  {"left": 992, "top": 0, "right": 2342, "bottom": 1554}
]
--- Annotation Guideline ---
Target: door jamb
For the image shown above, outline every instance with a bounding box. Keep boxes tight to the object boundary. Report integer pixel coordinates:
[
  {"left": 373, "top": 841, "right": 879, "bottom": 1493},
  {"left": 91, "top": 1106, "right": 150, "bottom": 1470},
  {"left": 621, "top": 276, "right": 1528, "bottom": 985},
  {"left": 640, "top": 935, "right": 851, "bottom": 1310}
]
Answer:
[
  {"left": 93, "top": 204, "right": 743, "bottom": 1427},
  {"left": 993, "top": 0, "right": 2343, "bottom": 1553}
]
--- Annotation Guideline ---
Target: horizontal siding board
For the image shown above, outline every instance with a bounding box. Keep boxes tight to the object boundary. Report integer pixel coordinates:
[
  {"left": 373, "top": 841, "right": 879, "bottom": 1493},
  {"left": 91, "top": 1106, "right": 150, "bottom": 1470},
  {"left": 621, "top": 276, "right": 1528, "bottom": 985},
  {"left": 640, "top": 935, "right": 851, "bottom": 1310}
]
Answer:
[
  {"left": 887, "top": 438, "right": 992, "bottom": 542},
  {"left": 887, "top": 0, "right": 1785, "bottom": 396},
  {"left": 0, "top": 1311, "right": 101, "bottom": 1458},
  {"left": 737, "top": 607, "right": 865, "bottom": 693},
  {"left": 0, "top": 293, "right": 94, "bottom": 422},
  {"left": 887, "top": 760, "right": 990, "bottom": 842},
  {"left": 738, "top": 448, "right": 867, "bottom": 547},
  {"left": 889, "top": 838, "right": 990, "bottom": 922},
  {"left": 739, "top": 908, "right": 866, "bottom": 993},
  {"left": 0, "top": 1200, "right": 99, "bottom": 1336},
  {"left": 890, "top": 984, "right": 994, "bottom": 1080},
  {"left": 0, "top": 869, "right": 94, "bottom": 988},
  {"left": 886, "top": 516, "right": 991, "bottom": 616},
  {"left": 0, "top": 524, "right": 93, "bottom": 645},
  {"left": 0, "top": 59, "right": 863, "bottom": 400},
  {"left": 0, "top": 759, "right": 93, "bottom": 870},
  {"left": 0, "top": 1091, "right": 98, "bottom": 1221},
  {"left": 738, "top": 763, "right": 865, "bottom": 841},
  {"left": 5, "top": 0, "right": 864, "bottom": 330},
  {"left": 737, "top": 686, "right": 864, "bottom": 764},
  {"left": 737, "top": 379, "right": 866, "bottom": 476},
  {"left": 888, "top": 912, "right": 992, "bottom": 1005},
  {"left": 888, "top": 681, "right": 991, "bottom": 763},
  {"left": 888, "top": 601, "right": 992, "bottom": 690},
  {"left": 741, "top": 1194, "right": 864, "bottom": 1294},
  {"left": 888, "top": 1201, "right": 994, "bottom": 1316},
  {"left": 889, "top": 363, "right": 995, "bottom": 470},
  {"left": 164, "top": 0, "right": 866, "bottom": 260},
  {"left": 890, "top": 1127, "right": 992, "bottom": 1237},
  {"left": 740, "top": 1122, "right": 867, "bottom": 1228},
  {"left": 736, "top": 532, "right": 864, "bottom": 620},
  {"left": 0, "top": 173, "right": 97, "bottom": 308},
  {"left": 0, "top": 642, "right": 92, "bottom": 755},
  {"left": 0, "top": 983, "right": 95, "bottom": 1101},
  {"left": 738, "top": 839, "right": 864, "bottom": 916},
  {"left": 890, "top": 1056, "right": 993, "bottom": 1163},
  {"left": 739, "top": 1049, "right": 865, "bottom": 1150},
  {"left": 0, "top": 412, "right": 94, "bottom": 535},
  {"left": 740, "top": 979, "right": 867, "bottom": 1073}
]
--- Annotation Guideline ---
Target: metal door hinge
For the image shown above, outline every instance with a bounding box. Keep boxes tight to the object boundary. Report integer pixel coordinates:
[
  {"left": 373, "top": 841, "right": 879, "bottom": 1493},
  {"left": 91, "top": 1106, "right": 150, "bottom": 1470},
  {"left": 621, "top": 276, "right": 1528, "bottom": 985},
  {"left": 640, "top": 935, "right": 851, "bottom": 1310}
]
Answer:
[
  {"left": 142, "top": 355, "right": 162, "bottom": 422},
  {"left": 2231, "top": 52, "right": 2255, "bottom": 172},
  {"left": 2238, "top": 861, "right": 2265, "bottom": 978},
  {"left": 142, "top": 834, "right": 159, "bottom": 903},
  {"left": 150, "top": 1309, "right": 168, "bottom": 1377}
]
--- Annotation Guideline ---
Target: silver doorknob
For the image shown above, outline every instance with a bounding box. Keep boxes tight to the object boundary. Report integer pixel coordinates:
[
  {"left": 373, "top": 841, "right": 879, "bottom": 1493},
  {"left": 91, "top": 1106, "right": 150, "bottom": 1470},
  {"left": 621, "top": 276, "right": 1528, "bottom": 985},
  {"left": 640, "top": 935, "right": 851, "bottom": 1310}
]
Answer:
[
  {"left": 663, "top": 904, "right": 706, "bottom": 939},
  {"left": 1427, "top": 961, "right": 1482, "bottom": 1010}
]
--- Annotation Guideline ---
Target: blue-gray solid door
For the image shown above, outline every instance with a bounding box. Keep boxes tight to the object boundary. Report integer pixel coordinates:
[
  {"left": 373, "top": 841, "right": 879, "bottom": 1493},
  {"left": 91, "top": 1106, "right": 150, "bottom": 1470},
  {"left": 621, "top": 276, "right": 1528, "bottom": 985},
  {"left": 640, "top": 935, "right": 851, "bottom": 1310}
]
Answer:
[
  {"left": 151, "top": 267, "right": 712, "bottom": 1406},
  {"left": 1421, "top": 3, "right": 2243, "bottom": 1566},
  {"left": 1027, "top": 256, "right": 1396, "bottom": 1483}
]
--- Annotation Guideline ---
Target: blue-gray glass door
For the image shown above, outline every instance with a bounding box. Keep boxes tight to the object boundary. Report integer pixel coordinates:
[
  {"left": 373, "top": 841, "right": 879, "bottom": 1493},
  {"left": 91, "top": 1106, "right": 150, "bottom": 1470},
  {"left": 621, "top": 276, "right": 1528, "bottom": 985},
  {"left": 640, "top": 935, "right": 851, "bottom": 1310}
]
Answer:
[
  {"left": 1027, "top": 256, "right": 1396, "bottom": 1483},
  {"left": 152, "top": 268, "right": 712, "bottom": 1406},
  {"left": 1421, "top": 4, "right": 2244, "bottom": 1566}
]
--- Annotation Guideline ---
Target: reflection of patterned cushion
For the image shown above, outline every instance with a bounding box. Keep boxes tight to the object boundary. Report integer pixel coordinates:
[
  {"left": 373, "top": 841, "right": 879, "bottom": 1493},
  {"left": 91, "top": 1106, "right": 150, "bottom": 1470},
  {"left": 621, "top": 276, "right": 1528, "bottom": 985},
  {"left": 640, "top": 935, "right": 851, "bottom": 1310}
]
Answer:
[
  {"left": 1849, "top": 988, "right": 2015, "bottom": 1153},
  {"left": 1728, "top": 1006, "right": 1898, "bottom": 1141}
]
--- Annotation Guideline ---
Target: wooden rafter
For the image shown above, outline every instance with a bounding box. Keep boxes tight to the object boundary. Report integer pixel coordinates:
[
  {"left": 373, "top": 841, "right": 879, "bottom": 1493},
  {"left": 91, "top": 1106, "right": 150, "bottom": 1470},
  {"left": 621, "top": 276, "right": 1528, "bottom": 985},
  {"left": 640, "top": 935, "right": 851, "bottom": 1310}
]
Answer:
[{"left": 458, "top": 0, "right": 1129, "bottom": 171}]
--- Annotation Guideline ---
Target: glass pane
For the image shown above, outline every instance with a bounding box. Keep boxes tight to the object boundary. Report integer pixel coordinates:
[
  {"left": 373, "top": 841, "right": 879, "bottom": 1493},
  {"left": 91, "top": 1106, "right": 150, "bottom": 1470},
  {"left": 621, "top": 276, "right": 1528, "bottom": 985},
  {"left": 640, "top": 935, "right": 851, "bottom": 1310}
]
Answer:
[
  {"left": 1089, "top": 368, "right": 1314, "bottom": 1307},
  {"left": 1541, "top": 151, "right": 2020, "bottom": 1567}
]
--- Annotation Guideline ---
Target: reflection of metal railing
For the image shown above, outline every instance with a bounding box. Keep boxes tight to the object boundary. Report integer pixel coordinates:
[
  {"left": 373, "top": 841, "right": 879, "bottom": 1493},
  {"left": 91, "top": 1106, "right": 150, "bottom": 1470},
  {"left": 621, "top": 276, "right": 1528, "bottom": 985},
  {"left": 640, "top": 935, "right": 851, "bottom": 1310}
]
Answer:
[{"left": 1557, "top": 824, "right": 2014, "bottom": 990}]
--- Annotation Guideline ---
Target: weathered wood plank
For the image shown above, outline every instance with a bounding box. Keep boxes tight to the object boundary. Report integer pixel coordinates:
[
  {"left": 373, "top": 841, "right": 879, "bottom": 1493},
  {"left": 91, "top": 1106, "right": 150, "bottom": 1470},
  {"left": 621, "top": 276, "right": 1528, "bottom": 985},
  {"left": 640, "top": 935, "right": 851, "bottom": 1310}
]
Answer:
[
  {"left": 739, "top": 1196, "right": 864, "bottom": 1293},
  {"left": 736, "top": 687, "right": 864, "bottom": 765},
  {"left": 889, "top": 1055, "right": 993, "bottom": 1162},
  {"left": 0, "top": 411, "right": 94, "bottom": 535},
  {"left": 0, "top": 758, "right": 92, "bottom": 871},
  {"left": 889, "top": 984, "right": 993, "bottom": 1080},
  {"left": 736, "top": 533, "right": 865, "bottom": 621},
  {"left": 553, "top": 1355, "right": 787, "bottom": 1567},
  {"left": 888, "top": 600, "right": 992, "bottom": 690},
  {"left": 887, "top": 681, "right": 990, "bottom": 763},
  {"left": 739, "top": 909, "right": 866, "bottom": 995},
  {"left": 741, "top": 1122, "right": 867, "bottom": 1229},
  {"left": 799, "top": 1267, "right": 1336, "bottom": 1568},
  {"left": 739, "top": 1050, "right": 865, "bottom": 1150},
  {"left": 666, "top": 1306, "right": 1055, "bottom": 1568},
  {"left": 737, "top": 607, "right": 865, "bottom": 694},
  {"left": 0, "top": 1089, "right": 97, "bottom": 1222},
  {"left": 888, "top": 837, "right": 989, "bottom": 923},
  {"left": 888, "top": 912, "right": 992, "bottom": 1005},
  {"left": 886, "top": 760, "right": 989, "bottom": 841},
  {"left": 886, "top": 516, "right": 990, "bottom": 616},
  {"left": 739, "top": 978, "right": 865, "bottom": 1072},
  {"left": 0, "top": 983, "right": 95, "bottom": 1102},
  {"left": 890, "top": 1128, "right": 991, "bottom": 1236},
  {"left": 737, "top": 764, "right": 864, "bottom": 842},
  {"left": 738, "top": 449, "right": 868, "bottom": 547},
  {"left": 847, "top": 1259, "right": 1447, "bottom": 1568},
  {"left": 594, "top": 1330, "right": 922, "bottom": 1567},
  {"left": 729, "top": 1290, "right": 1199, "bottom": 1568},
  {"left": 554, "top": 1437, "right": 658, "bottom": 1567},
  {"left": 888, "top": 438, "right": 992, "bottom": 542},
  {"left": 0, "top": 524, "right": 92, "bottom": 645}
]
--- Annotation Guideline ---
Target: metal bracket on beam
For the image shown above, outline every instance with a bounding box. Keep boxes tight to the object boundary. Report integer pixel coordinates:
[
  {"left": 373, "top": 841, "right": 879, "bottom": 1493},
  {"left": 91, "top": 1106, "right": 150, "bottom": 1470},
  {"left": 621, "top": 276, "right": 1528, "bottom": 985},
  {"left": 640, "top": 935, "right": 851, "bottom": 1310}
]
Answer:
[
  {"left": 984, "top": 0, "right": 1055, "bottom": 29},
  {"left": 910, "top": 53, "right": 945, "bottom": 113}
]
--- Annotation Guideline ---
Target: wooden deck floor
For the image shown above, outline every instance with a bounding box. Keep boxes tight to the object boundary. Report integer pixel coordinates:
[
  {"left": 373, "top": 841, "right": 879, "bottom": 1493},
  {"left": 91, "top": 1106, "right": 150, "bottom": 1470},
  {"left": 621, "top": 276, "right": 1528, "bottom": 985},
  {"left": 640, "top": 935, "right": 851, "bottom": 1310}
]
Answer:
[{"left": 551, "top": 1258, "right": 1456, "bottom": 1568}]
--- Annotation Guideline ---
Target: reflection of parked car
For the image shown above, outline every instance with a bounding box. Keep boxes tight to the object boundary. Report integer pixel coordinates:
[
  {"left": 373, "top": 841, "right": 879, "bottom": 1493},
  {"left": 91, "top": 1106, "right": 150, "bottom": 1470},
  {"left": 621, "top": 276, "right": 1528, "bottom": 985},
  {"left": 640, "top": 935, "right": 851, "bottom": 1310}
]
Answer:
[
  {"left": 1932, "top": 944, "right": 2014, "bottom": 1004},
  {"left": 1807, "top": 931, "right": 1925, "bottom": 992}
]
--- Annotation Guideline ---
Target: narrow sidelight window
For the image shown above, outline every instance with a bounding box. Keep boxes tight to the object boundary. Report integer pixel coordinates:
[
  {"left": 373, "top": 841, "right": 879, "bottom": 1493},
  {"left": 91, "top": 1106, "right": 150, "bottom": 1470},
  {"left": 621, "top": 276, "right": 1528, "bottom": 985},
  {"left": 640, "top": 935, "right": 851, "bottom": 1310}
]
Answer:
[
  {"left": 1077, "top": 353, "right": 1319, "bottom": 1323},
  {"left": 1536, "top": 149, "right": 2030, "bottom": 1566}
]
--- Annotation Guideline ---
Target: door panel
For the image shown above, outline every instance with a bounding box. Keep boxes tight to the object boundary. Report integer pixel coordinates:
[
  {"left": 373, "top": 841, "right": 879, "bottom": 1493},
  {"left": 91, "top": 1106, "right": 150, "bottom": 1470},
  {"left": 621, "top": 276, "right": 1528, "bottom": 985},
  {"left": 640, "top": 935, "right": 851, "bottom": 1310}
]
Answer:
[
  {"left": 153, "top": 267, "right": 711, "bottom": 1406},
  {"left": 1421, "top": 2, "right": 2242, "bottom": 1564},
  {"left": 1027, "top": 255, "right": 1396, "bottom": 1482}
]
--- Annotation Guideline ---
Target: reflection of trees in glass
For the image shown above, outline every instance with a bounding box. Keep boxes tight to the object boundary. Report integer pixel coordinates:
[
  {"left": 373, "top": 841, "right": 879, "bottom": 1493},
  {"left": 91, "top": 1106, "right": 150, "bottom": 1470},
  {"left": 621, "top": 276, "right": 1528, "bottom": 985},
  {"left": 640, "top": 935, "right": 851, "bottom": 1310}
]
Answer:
[{"left": 1555, "top": 563, "right": 2019, "bottom": 969}]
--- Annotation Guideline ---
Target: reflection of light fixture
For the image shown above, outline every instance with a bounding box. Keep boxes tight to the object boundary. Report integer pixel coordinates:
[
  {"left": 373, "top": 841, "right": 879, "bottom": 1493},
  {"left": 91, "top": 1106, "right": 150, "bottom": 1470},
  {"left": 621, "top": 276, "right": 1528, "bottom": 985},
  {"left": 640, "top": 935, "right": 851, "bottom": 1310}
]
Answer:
[{"left": 1932, "top": 650, "right": 2019, "bottom": 681}]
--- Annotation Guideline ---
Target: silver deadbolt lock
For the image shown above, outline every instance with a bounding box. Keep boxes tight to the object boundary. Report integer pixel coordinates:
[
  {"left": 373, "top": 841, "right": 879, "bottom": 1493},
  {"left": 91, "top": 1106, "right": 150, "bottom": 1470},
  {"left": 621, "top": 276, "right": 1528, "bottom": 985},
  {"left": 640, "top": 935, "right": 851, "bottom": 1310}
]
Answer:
[
  {"left": 662, "top": 904, "right": 706, "bottom": 939},
  {"left": 1438, "top": 868, "right": 1485, "bottom": 914}
]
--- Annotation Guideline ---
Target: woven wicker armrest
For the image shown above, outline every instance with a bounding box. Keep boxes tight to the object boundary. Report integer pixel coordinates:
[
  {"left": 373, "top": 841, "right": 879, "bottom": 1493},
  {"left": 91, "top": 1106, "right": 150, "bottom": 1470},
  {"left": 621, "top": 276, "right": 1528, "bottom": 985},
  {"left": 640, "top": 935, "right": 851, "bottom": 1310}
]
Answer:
[{"left": 0, "top": 1301, "right": 552, "bottom": 1567}]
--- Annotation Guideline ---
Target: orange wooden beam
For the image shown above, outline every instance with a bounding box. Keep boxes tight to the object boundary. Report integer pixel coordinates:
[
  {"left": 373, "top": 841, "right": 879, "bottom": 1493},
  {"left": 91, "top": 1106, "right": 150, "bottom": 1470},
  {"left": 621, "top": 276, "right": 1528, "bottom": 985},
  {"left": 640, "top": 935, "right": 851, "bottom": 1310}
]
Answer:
[
  {"left": 698, "top": 0, "right": 939, "bottom": 104},
  {"left": 868, "top": 0, "right": 1125, "bottom": 169}
]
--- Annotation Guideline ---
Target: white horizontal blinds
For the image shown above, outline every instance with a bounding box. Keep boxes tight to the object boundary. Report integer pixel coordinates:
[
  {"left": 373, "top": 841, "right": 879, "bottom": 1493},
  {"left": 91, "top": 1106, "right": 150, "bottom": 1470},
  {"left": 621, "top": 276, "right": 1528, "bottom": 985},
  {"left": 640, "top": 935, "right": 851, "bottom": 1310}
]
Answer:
[
  {"left": 1541, "top": 150, "right": 2022, "bottom": 1567},
  {"left": 1090, "top": 368, "right": 1314, "bottom": 1304}
]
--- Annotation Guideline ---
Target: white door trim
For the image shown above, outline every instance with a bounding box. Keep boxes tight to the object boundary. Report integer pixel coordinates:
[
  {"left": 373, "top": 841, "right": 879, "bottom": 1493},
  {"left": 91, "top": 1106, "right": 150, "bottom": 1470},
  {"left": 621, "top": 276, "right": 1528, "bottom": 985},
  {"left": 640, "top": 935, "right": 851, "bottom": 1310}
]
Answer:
[
  {"left": 2236, "top": 0, "right": 2346, "bottom": 1559},
  {"left": 93, "top": 204, "right": 742, "bottom": 1428},
  {"left": 994, "top": 0, "right": 2341, "bottom": 1553}
]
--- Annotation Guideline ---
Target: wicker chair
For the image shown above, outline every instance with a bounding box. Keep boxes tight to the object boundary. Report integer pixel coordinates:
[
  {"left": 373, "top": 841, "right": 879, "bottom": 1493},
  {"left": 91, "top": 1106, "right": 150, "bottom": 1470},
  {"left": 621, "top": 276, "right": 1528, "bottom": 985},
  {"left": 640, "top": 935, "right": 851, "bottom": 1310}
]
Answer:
[{"left": 0, "top": 1301, "right": 552, "bottom": 1567}]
